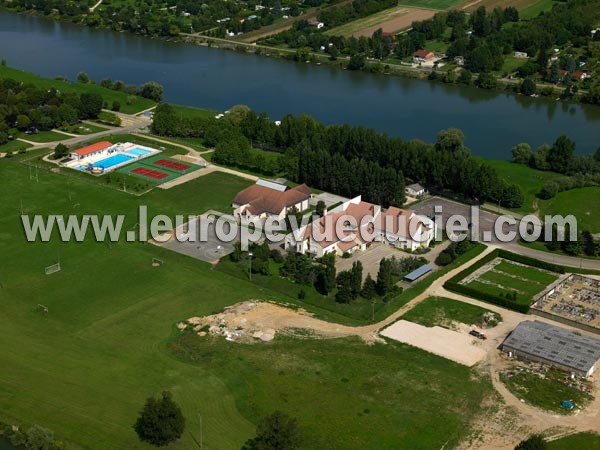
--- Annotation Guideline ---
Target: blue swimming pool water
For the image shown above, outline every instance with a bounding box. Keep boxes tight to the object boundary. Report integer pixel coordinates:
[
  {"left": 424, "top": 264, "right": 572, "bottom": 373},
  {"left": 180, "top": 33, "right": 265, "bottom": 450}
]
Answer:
[
  {"left": 94, "top": 153, "right": 134, "bottom": 169},
  {"left": 126, "top": 147, "right": 151, "bottom": 157}
]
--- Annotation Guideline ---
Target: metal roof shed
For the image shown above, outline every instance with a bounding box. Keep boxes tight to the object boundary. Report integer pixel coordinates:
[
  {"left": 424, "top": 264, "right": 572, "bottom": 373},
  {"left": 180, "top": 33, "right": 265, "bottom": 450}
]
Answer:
[{"left": 404, "top": 264, "right": 432, "bottom": 282}]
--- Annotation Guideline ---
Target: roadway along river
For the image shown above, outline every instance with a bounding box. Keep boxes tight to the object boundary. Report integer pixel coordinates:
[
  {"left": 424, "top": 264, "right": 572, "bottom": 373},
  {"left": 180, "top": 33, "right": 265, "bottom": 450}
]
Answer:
[{"left": 0, "top": 9, "right": 599, "bottom": 159}]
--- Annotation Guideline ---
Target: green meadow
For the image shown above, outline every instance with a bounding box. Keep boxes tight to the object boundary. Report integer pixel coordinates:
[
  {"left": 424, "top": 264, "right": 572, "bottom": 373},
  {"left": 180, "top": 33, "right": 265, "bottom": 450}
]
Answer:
[{"left": 0, "top": 157, "right": 494, "bottom": 449}]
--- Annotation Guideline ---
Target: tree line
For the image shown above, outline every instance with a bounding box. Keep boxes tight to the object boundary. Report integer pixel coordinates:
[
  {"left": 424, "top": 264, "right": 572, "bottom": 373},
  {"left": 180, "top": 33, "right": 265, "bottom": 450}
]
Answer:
[
  {"left": 152, "top": 103, "right": 525, "bottom": 208},
  {"left": 0, "top": 76, "right": 103, "bottom": 145}
]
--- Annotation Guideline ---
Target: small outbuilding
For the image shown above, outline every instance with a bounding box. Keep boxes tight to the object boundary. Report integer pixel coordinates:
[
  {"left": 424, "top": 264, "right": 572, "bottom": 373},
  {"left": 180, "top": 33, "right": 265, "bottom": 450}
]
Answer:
[
  {"left": 404, "top": 264, "right": 432, "bottom": 282},
  {"left": 405, "top": 183, "right": 426, "bottom": 198}
]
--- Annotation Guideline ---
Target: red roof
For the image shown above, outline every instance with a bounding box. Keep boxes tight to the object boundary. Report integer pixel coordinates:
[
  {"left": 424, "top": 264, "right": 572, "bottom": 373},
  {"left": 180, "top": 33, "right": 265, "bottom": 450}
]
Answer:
[
  {"left": 414, "top": 49, "right": 433, "bottom": 59},
  {"left": 233, "top": 183, "right": 311, "bottom": 216},
  {"left": 74, "top": 141, "right": 112, "bottom": 157}
]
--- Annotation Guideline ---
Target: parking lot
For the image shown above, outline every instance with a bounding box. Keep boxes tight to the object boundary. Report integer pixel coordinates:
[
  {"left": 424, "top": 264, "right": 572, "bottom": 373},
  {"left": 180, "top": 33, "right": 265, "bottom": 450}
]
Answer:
[{"left": 154, "top": 213, "right": 239, "bottom": 264}]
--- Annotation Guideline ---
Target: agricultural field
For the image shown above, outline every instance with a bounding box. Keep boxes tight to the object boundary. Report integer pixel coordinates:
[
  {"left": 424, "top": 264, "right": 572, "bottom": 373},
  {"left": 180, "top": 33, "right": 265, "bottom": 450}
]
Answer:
[
  {"left": 0, "top": 156, "right": 496, "bottom": 449},
  {"left": 398, "top": 0, "right": 463, "bottom": 10},
  {"left": 325, "top": 6, "right": 436, "bottom": 37},
  {"left": 401, "top": 296, "right": 501, "bottom": 328},
  {"left": 461, "top": 258, "right": 559, "bottom": 306},
  {"left": 0, "top": 66, "right": 156, "bottom": 115},
  {"left": 460, "top": 0, "right": 555, "bottom": 17}
]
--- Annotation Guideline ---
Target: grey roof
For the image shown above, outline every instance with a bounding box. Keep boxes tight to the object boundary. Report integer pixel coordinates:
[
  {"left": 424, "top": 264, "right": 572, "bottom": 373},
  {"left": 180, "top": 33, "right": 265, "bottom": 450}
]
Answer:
[
  {"left": 404, "top": 264, "right": 432, "bottom": 282},
  {"left": 406, "top": 183, "right": 425, "bottom": 191},
  {"left": 502, "top": 321, "right": 600, "bottom": 372},
  {"left": 256, "top": 179, "right": 287, "bottom": 192}
]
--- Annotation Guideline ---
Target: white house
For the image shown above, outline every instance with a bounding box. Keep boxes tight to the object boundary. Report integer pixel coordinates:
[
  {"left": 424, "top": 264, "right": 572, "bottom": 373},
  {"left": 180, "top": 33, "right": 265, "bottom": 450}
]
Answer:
[
  {"left": 285, "top": 196, "right": 435, "bottom": 257},
  {"left": 232, "top": 179, "right": 311, "bottom": 221},
  {"left": 405, "top": 183, "right": 426, "bottom": 198}
]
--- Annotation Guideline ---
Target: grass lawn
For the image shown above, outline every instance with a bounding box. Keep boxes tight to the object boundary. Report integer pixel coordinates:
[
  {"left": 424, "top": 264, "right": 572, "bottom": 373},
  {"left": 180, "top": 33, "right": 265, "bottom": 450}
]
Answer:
[
  {"left": 16, "top": 130, "right": 71, "bottom": 143},
  {"left": 146, "top": 135, "right": 208, "bottom": 152},
  {"left": 401, "top": 296, "right": 501, "bottom": 328},
  {"left": 397, "top": 0, "right": 462, "bottom": 9},
  {"left": 500, "top": 55, "right": 526, "bottom": 74},
  {"left": 0, "top": 140, "right": 32, "bottom": 154},
  {"left": 0, "top": 157, "right": 495, "bottom": 449},
  {"left": 483, "top": 159, "right": 558, "bottom": 215},
  {"left": 547, "top": 432, "right": 600, "bottom": 449},
  {"left": 60, "top": 122, "right": 110, "bottom": 135},
  {"left": 0, "top": 66, "right": 155, "bottom": 115},
  {"left": 170, "top": 104, "right": 219, "bottom": 120},
  {"left": 500, "top": 371, "right": 592, "bottom": 414},
  {"left": 172, "top": 332, "right": 493, "bottom": 450},
  {"left": 539, "top": 187, "right": 600, "bottom": 233}
]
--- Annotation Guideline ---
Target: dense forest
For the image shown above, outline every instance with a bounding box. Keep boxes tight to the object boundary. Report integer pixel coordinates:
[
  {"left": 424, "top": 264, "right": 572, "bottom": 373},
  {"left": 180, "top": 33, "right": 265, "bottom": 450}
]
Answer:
[{"left": 152, "top": 103, "right": 525, "bottom": 209}]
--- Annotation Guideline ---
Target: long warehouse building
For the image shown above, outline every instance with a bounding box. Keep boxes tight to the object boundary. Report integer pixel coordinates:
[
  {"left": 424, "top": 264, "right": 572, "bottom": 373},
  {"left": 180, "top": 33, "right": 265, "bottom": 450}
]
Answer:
[{"left": 501, "top": 320, "right": 600, "bottom": 377}]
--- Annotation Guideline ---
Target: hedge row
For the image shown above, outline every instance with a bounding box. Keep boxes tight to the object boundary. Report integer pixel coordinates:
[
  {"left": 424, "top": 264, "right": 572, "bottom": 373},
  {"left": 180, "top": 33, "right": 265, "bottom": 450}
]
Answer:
[
  {"left": 496, "top": 249, "right": 566, "bottom": 274},
  {"left": 444, "top": 282, "right": 531, "bottom": 313}
]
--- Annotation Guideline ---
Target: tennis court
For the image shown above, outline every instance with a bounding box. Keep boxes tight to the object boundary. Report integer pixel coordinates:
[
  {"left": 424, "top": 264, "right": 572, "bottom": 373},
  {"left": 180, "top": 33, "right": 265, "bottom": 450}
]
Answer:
[{"left": 118, "top": 155, "right": 203, "bottom": 184}]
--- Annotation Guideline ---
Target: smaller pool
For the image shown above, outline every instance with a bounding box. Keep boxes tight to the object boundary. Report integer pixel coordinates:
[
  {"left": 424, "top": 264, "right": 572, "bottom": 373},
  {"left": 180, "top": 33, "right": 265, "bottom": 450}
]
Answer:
[
  {"left": 94, "top": 153, "right": 134, "bottom": 170},
  {"left": 126, "top": 147, "right": 151, "bottom": 158}
]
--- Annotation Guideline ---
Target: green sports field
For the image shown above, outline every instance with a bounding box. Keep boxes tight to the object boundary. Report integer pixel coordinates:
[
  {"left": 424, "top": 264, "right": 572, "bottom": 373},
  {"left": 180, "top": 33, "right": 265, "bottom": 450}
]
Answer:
[{"left": 0, "top": 156, "right": 495, "bottom": 449}]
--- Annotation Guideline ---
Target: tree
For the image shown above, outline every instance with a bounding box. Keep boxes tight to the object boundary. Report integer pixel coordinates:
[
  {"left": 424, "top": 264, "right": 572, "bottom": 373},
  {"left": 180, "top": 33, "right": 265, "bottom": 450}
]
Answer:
[
  {"left": 112, "top": 100, "right": 121, "bottom": 112},
  {"left": 53, "top": 143, "right": 69, "bottom": 159},
  {"left": 458, "top": 69, "right": 472, "bottom": 85},
  {"left": 361, "top": 273, "right": 377, "bottom": 299},
  {"left": 351, "top": 261, "right": 363, "bottom": 296},
  {"left": 138, "top": 81, "right": 164, "bottom": 102},
  {"left": 16, "top": 114, "right": 31, "bottom": 131},
  {"left": 77, "top": 71, "right": 90, "bottom": 83},
  {"left": 376, "top": 258, "right": 393, "bottom": 296},
  {"left": 520, "top": 78, "right": 536, "bottom": 96},
  {"left": 133, "top": 391, "right": 185, "bottom": 447},
  {"left": 511, "top": 143, "right": 532, "bottom": 164},
  {"left": 25, "top": 425, "right": 53, "bottom": 450},
  {"left": 347, "top": 54, "right": 366, "bottom": 71},
  {"left": 514, "top": 434, "right": 547, "bottom": 450},
  {"left": 243, "top": 411, "right": 301, "bottom": 450},
  {"left": 477, "top": 72, "right": 497, "bottom": 89},
  {"left": 547, "top": 135, "right": 575, "bottom": 173},
  {"left": 315, "top": 200, "right": 326, "bottom": 217},
  {"left": 539, "top": 180, "right": 558, "bottom": 199},
  {"left": 79, "top": 92, "right": 103, "bottom": 119},
  {"left": 436, "top": 128, "right": 465, "bottom": 153}
]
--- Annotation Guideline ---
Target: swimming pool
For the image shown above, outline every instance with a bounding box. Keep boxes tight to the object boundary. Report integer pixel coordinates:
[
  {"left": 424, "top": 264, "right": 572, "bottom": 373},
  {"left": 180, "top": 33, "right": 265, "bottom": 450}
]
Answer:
[
  {"left": 94, "top": 153, "right": 134, "bottom": 169},
  {"left": 126, "top": 147, "right": 151, "bottom": 158}
]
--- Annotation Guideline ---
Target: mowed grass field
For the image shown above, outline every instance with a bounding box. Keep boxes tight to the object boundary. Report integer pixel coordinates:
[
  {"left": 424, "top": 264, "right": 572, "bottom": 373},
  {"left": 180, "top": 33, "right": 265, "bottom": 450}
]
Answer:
[
  {"left": 0, "top": 158, "right": 495, "bottom": 449},
  {"left": 0, "top": 66, "right": 156, "bottom": 115},
  {"left": 325, "top": 6, "right": 436, "bottom": 37},
  {"left": 401, "top": 296, "right": 500, "bottom": 328},
  {"left": 464, "top": 259, "right": 558, "bottom": 305},
  {"left": 547, "top": 432, "right": 600, "bottom": 449},
  {"left": 539, "top": 187, "right": 600, "bottom": 233}
]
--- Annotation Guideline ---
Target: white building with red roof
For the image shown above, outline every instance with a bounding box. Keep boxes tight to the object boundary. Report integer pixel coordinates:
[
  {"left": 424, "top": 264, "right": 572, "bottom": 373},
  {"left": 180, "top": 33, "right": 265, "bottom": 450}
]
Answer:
[
  {"left": 232, "top": 179, "right": 311, "bottom": 221},
  {"left": 286, "top": 196, "right": 435, "bottom": 257}
]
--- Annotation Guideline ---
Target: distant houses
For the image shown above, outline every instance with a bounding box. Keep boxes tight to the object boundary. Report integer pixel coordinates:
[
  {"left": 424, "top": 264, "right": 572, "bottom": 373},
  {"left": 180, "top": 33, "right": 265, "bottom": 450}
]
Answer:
[
  {"left": 232, "top": 179, "right": 311, "bottom": 221},
  {"left": 413, "top": 49, "right": 435, "bottom": 64}
]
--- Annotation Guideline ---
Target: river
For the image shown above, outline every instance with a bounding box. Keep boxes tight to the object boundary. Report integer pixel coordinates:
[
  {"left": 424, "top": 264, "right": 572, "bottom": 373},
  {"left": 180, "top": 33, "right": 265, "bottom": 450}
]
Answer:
[{"left": 0, "top": 9, "right": 599, "bottom": 159}]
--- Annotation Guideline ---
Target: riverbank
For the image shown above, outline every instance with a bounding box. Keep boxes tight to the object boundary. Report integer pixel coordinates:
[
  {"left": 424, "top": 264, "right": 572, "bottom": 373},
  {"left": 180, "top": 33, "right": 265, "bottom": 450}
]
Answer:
[{"left": 1, "top": 6, "right": 589, "bottom": 108}]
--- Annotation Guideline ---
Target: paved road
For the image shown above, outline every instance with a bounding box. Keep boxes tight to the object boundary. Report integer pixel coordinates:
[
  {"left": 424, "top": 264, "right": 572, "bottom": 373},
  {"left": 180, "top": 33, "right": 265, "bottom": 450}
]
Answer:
[{"left": 411, "top": 197, "right": 600, "bottom": 271}]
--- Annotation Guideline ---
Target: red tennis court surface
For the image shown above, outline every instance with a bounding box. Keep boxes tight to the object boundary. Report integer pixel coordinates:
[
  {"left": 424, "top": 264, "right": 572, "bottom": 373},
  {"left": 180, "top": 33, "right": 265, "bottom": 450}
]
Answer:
[
  {"left": 131, "top": 167, "right": 170, "bottom": 180},
  {"left": 153, "top": 158, "right": 192, "bottom": 171}
]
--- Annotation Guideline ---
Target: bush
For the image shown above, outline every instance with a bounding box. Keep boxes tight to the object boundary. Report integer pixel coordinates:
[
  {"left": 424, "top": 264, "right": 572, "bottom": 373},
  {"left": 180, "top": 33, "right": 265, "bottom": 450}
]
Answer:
[
  {"left": 111, "top": 100, "right": 121, "bottom": 112},
  {"left": 270, "top": 249, "right": 285, "bottom": 264}
]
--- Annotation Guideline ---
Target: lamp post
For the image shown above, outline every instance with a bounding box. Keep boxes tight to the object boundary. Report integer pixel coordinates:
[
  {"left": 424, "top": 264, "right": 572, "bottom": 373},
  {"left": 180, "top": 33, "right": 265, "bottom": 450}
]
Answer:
[{"left": 248, "top": 252, "right": 253, "bottom": 281}]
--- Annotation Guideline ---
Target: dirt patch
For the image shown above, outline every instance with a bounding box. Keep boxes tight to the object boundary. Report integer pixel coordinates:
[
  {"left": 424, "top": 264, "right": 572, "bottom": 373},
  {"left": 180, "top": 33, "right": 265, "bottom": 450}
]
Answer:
[
  {"left": 380, "top": 319, "right": 487, "bottom": 366},
  {"left": 183, "top": 301, "right": 361, "bottom": 343}
]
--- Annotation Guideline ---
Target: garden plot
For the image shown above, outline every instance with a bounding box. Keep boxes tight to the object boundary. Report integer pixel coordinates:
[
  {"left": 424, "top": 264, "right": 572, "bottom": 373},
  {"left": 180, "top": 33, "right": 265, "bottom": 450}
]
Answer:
[{"left": 460, "top": 258, "right": 558, "bottom": 300}]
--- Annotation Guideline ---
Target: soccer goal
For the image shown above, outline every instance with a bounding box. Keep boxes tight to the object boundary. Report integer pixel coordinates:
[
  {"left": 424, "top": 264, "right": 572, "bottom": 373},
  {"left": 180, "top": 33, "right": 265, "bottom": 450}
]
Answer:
[
  {"left": 44, "top": 262, "right": 61, "bottom": 275},
  {"left": 152, "top": 258, "right": 164, "bottom": 267}
]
